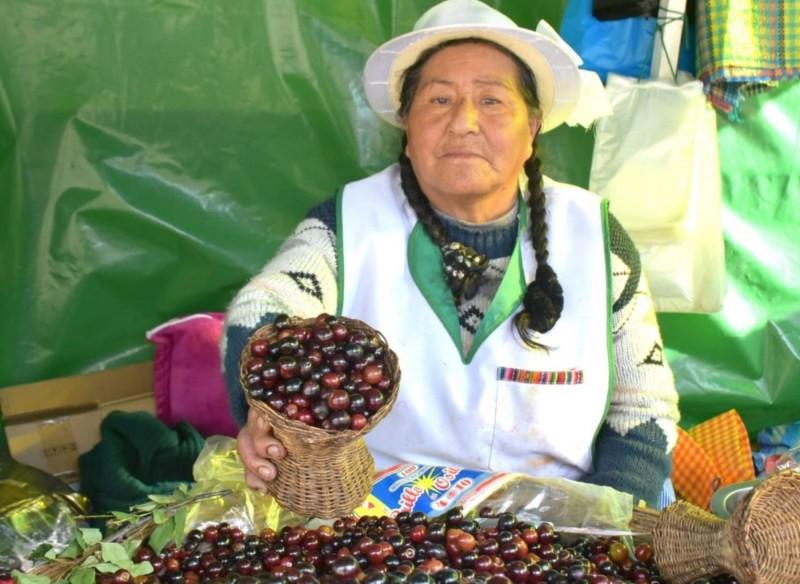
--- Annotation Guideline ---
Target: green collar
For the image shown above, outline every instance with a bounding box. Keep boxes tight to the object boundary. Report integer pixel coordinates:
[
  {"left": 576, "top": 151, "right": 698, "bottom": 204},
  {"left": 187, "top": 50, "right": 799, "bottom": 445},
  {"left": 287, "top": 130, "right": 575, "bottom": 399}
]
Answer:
[{"left": 407, "top": 196, "right": 529, "bottom": 364}]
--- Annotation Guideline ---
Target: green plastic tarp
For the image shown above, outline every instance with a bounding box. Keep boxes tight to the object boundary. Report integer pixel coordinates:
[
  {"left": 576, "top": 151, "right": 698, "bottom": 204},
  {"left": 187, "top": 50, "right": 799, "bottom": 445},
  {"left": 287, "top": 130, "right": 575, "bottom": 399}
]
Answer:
[{"left": 1, "top": 1, "right": 798, "bottom": 435}]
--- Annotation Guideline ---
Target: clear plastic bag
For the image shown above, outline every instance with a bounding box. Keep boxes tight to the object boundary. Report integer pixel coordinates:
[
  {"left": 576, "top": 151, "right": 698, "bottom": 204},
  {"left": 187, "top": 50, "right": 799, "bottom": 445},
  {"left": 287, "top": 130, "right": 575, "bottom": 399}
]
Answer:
[{"left": 476, "top": 475, "right": 634, "bottom": 533}]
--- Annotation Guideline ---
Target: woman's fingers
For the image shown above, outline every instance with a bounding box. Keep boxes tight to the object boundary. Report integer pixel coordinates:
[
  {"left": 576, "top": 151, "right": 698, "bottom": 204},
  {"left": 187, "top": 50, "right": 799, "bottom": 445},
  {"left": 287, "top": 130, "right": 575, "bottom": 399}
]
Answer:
[
  {"left": 237, "top": 409, "right": 286, "bottom": 490},
  {"left": 249, "top": 408, "right": 286, "bottom": 459},
  {"left": 244, "top": 467, "right": 270, "bottom": 492}
]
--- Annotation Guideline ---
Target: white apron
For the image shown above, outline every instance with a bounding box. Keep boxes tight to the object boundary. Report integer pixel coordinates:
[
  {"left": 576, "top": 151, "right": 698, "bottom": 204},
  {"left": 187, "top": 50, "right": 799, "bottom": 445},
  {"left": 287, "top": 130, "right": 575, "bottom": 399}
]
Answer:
[{"left": 338, "top": 164, "right": 613, "bottom": 479}]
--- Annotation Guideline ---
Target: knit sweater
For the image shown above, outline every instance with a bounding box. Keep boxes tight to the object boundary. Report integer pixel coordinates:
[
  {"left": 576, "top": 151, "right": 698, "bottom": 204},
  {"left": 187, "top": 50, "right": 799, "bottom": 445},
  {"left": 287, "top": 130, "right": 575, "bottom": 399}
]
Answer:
[{"left": 221, "top": 187, "right": 680, "bottom": 507}]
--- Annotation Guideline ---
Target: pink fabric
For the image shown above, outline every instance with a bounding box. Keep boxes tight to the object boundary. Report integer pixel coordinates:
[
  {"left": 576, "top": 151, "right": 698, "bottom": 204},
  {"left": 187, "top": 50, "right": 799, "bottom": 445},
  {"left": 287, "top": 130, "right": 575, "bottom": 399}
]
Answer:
[{"left": 147, "top": 313, "right": 239, "bottom": 438}]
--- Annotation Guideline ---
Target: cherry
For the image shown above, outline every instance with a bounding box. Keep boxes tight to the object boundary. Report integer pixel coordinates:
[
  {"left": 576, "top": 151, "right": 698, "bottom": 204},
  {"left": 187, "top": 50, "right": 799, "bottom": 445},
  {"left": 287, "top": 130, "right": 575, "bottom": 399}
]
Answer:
[
  {"left": 261, "top": 363, "right": 280, "bottom": 388},
  {"left": 297, "top": 408, "right": 315, "bottom": 425},
  {"left": 313, "top": 326, "right": 334, "bottom": 343},
  {"left": 285, "top": 378, "right": 303, "bottom": 395},
  {"left": 362, "top": 364, "right": 384, "bottom": 385},
  {"left": 349, "top": 393, "right": 367, "bottom": 413},
  {"left": 321, "top": 372, "right": 342, "bottom": 390},
  {"left": 251, "top": 339, "right": 269, "bottom": 357},
  {"left": 267, "top": 393, "right": 287, "bottom": 412},
  {"left": 279, "top": 337, "right": 301, "bottom": 355},
  {"left": 351, "top": 413, "right": 368, "bottom": 431},
  {"left": 409, "top": 525, "right": 428, "bottom": 545},
  {"left": 633, "top": 543, "right": 654, "bottom": 565},
  {"left": 331, "top": 556, "right": 360, "bottom": 578},
  {"left": 364, "top": 388, "right": 386, "bottom": 412},
  {"left": 329, "top": 410, "right": 352, "bottom": 430},
  {"left": 608, "top": 542, "right": 629, "bottom": 565},
  {"left": 331, "top": 322, "right": 350, "bottom": 342},
  {"left": 327, "top": 389, "right": 350, "bottom": 411},
  {"left": 331, "top": 353, "right": 349, "bottom": 372}
]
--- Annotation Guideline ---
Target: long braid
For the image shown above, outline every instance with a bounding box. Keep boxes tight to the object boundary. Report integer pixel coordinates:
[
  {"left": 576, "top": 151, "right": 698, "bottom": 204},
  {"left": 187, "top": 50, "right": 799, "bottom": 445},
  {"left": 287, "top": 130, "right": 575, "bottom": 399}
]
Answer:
[
  {"left": 398, "top": 143, "right": 488, "bottom": 300},
  {"left": 398, "top": 142, "right": 448, "bottom": 248},
  {"left": 513, "top": 148, "right": 564, "bottom": 346}
]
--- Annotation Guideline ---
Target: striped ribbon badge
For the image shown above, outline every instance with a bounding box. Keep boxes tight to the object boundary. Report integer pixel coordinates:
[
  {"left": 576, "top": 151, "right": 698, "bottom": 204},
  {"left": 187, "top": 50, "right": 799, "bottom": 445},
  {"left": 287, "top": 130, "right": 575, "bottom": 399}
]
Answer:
[{"left": 497, "top": 367, "right": 583, "bottom": 385}]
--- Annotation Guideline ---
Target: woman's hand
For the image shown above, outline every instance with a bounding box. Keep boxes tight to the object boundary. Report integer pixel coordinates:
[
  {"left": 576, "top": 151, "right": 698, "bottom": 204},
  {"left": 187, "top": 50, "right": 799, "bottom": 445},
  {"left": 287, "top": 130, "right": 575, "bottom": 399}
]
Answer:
[{"left": 237, "top": 407, "right": 286, "bottom": 491}]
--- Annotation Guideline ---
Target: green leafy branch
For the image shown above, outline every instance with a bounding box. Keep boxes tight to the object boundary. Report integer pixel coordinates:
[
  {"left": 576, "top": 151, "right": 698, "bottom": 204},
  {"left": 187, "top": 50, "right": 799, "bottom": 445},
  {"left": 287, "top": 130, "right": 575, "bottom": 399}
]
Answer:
[
  {"left": 15, "top": 530, "right": 152, "bottom": 584},
  {"left": 16, "top": 487, "right": 231, "bottom": 584}
]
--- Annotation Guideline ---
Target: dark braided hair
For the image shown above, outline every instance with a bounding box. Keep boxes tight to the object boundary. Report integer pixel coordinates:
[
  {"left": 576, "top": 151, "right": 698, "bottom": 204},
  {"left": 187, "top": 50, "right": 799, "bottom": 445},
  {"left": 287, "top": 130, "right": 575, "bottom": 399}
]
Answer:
[{"left": 398, "top": 37, "right": 564, "bottom": 348}]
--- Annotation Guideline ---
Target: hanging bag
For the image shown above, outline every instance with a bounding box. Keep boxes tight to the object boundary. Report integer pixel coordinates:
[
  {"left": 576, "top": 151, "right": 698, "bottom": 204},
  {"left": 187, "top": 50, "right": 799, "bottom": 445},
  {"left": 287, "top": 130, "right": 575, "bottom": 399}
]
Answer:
[
  {"left": 589, "top": 74, "right": 725, "bottom": 313},
  {"left": 559, "top": 0, "right": 656, "bottom": 81}
]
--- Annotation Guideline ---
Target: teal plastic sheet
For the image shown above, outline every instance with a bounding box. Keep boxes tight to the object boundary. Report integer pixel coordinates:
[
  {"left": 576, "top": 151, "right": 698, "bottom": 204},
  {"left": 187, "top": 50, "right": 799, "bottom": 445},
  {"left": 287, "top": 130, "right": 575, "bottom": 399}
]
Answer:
[{"left": 1, "top": 1, "right": 799, "bottom": 435}]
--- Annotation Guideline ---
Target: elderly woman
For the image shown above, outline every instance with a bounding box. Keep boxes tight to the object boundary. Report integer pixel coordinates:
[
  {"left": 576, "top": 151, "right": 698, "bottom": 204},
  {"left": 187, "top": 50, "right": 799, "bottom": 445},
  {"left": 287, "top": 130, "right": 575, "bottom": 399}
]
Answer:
[{"left": 223, "top": 0, "right": 679, "bottom": 507}]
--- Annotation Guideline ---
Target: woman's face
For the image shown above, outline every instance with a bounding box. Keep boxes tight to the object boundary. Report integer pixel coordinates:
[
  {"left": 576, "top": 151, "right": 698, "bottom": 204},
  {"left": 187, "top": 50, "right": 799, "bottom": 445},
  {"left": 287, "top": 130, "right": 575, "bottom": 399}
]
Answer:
[{"left": 403, "top": 43, "right": 539, "bottom": 222}]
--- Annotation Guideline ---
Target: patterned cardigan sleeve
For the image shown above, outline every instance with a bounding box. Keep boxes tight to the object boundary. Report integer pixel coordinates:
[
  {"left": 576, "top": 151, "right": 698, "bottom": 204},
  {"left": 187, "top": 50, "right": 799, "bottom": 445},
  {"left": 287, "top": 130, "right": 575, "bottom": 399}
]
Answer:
[
  {"left": 584, "top": 213, "right": 681, "bottom": 507},
  {"left": 221, "top": 198, "right": 339, "bottom": 425}
]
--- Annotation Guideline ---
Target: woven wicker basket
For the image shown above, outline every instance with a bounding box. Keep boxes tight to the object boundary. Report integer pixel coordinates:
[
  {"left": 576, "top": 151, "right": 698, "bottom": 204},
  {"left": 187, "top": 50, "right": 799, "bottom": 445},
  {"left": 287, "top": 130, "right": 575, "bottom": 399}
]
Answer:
[
  {"left": 240, "top": 316, "right": 400, "bottom": 519},
  {"left": 651, "top": 469, "right": 800, "bottom": 584}
]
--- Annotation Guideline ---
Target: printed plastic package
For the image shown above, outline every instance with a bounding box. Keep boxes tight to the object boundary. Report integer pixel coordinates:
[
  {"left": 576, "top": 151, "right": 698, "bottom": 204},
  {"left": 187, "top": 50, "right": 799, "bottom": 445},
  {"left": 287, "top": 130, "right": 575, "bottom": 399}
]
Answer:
[
  {"left": 357, "top": 464, "right": 634, "bottom": 533},
  {"left": 189, "top": 440, "right": 634, "bottom": 533}
]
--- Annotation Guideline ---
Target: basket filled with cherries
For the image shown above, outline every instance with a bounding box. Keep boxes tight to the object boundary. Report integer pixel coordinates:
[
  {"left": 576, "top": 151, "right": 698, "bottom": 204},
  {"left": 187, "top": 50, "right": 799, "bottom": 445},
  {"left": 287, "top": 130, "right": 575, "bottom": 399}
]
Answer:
[{"left": 239, "top": 313, "right": 400, "bottom": 518}]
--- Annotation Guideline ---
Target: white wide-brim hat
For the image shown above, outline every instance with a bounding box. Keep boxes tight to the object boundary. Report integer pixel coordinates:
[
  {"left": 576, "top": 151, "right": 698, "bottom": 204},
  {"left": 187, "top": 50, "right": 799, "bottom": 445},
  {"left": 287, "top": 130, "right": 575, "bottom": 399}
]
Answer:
[{"left": 363, "top": 0, "right": 582, "bottom": 133}]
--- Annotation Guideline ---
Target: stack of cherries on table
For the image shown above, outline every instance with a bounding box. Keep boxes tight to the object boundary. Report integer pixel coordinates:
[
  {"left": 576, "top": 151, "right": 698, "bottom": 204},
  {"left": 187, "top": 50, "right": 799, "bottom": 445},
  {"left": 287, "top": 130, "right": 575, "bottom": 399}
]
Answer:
[{"left": 126, "top": 507, "right": 740, "bottom": 584}]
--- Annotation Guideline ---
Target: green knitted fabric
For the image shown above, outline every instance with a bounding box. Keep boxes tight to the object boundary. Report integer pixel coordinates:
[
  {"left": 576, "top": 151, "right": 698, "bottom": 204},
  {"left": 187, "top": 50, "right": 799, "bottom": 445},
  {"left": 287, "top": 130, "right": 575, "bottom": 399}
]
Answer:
[{"left": 79, "top": 411, "right": 204, "bottom": 513}]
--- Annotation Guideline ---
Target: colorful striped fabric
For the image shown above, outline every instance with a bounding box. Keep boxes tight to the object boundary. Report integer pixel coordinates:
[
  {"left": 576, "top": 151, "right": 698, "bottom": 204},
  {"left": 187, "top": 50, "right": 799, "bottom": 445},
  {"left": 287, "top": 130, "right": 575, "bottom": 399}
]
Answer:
[
  {"left": 496, "top": 367, "right": 584, "bottom": 384},
  {"left": 696, "top": 0, "right": 800, "bottom": 117}
]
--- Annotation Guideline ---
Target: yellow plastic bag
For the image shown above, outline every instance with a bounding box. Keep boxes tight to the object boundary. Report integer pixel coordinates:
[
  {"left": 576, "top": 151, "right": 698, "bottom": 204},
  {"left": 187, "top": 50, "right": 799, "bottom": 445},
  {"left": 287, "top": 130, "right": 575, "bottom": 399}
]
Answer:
[{"left": 186, "top": 436, "right": 307, "bottom": 531}]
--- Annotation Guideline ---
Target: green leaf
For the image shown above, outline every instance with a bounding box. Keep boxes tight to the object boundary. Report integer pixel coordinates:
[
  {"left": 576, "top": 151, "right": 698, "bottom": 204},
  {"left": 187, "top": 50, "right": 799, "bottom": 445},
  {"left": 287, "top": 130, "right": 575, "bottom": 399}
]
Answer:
[
  {"left": 80, "top": 556, "right": 98, "bottom": 567},
  {"left": 58, "top": 542, "right": 81, "bottom": 560},
  {"left": 122, "top": 539, "right": 142, "bottom": 558},
  {"left": 148, "top": 520, "right": 174, "bottom": 554},
  {"left": 114, "top": 560, "right": 135, "bottom": 572},
  {"left": 68, "top": 568, "right": 96, "bottom": 584},
  {"left": 177, "top": 483, "right": 189, "bottom": 496},
  {"left": 44, "top": 548, "right": 59, "bottom": 561},
  {"left": 93, "top": 563, "right": 121, "bottom": 574},
  {"left": 172, "top": 507, "right": 188, "bottom": 544},
  {"left": 152, "top": 509, "right": 168, "bottom": 525},
  {"left": 29, "top": 543, "right": 54, "bottom": 561},
  {"left": 100, "top": 542, "right": 129, "bottom": 565},
  {"left": 12, "top": 571, "right": 51, "bottom": 584},
  {"left": 74, "top": 530, "right": 86, "bottom": 551},
  {"left": 111, "top": 511, "right": 136, "bottom": 522},
  {"left": 129, "top": 562, "right": 154, "bottom": 577},
  {"left": 131, "top": 501, "right": 158, "bottom": 512},
  {"left": 78, "top": 528, "right": 103, "bottom": 547},
  {"left": 147, "top": 494, "right": 179, "bottom": 504}
]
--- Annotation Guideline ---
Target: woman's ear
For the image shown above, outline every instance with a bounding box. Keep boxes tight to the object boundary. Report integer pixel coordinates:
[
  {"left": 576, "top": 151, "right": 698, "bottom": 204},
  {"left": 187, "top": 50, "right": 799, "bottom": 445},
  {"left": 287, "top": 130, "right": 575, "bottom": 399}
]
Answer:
[{"left": 529, "top": 115, "right": 542, "bottom": 140}]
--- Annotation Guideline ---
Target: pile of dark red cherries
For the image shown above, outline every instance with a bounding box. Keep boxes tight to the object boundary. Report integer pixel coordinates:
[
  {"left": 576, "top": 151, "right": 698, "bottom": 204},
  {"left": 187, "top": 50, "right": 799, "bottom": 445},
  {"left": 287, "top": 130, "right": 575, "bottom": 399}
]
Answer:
[
  {"left": 130, "top": 508, "right": 739, "bottom": 584},
  {"left": 242, "top": 314, "right": 394, "bottom": 431}
]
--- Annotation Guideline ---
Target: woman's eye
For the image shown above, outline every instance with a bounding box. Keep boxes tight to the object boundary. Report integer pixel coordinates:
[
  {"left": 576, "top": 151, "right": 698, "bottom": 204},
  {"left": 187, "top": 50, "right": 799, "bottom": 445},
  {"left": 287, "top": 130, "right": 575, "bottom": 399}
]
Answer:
[
  {"left": 431, "top": 96, "right": 450, "bottom": 105},
  {"left": 482, "top": 97, "right": 500, "bottom": 105}
]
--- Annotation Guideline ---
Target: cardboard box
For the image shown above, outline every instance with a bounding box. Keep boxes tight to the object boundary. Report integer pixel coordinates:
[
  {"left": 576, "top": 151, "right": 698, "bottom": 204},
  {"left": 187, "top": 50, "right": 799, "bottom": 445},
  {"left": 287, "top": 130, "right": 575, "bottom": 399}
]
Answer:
[{"left": 1, "top": 361, "right": 155, "bottom": 480}]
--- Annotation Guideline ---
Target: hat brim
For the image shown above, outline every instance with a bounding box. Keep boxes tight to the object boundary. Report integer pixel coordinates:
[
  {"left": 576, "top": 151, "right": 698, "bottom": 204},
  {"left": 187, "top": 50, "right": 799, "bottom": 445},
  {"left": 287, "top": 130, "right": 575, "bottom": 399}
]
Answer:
[{"left": 363, "top": 24, "right": 580, "bottom": 133}]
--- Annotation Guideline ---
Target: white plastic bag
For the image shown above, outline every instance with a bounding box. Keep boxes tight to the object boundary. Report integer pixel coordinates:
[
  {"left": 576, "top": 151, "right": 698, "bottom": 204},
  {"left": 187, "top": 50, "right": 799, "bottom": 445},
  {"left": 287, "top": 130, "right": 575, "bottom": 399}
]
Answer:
[{"left": 590, "top": 74, "right": 725, "bottom": 313}]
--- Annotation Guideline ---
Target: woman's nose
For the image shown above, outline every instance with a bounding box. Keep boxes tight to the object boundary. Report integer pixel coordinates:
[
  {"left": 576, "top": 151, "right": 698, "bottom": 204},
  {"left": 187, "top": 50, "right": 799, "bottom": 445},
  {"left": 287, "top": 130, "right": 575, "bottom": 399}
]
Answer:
[{"left": 448, "top": 98, "right": 479, "bottom": 134}]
